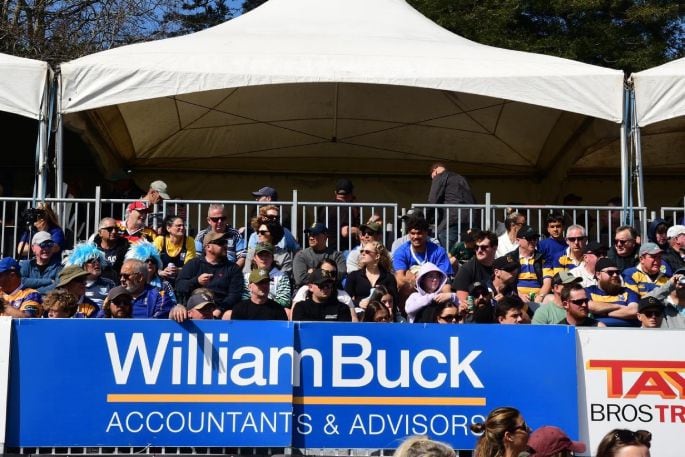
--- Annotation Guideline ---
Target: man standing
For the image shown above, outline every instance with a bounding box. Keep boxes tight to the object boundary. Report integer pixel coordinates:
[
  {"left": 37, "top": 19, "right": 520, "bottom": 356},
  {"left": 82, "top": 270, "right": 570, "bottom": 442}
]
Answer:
[
  {"left": 559, "top": 283, "right": 605, "bottom": 327},
  {"left": 532, "top": 272, "right": 583, "bottom": 325},
  {"left": 451, "top": 231, "right": 498, "bottom": 303},
  {"left": 636, "top": 296, "right": 664, "bottom": 328},
  {"left": 251, "top": 186, "right": 278, "bottom": 202},
  {"left": 292, "top": 223, "right": 346, "bottom": 288},
  {"left": 19, "top": 231, "right": 62, "bottom": 294},
  {"left": 586, "top": 258, "right": 640, "bottom": 327},
  {"left": 428, "top": 162, "right": 477, "bottom": 248},
  {"left": 176, "top": 231, "right": 245, "bottom": 317},
  {"left": 231, "top": 269, "right": 288, "bottom": 321},
  {"left": 142, "top": 180, "right": 170, "bottom": 207},
  {"left": 317, "top": 178, "right": 361, "bottom": 252},
  {"left": 291, "top": 269, "right": 352, "bottom": 321},
  {"left": 119, "top": 259, "right": 173, "bottom": 318},
  {"left": 569, "top": 241, "right": 607, "bottom": 287},
  {"left": 93, "top": 217, "right": 130, "bottom": 281},
  {"left": 0, "top": 257, "right": 42, "bottom": 317},
  {"left": 194, "top": 203, "right": 246, "bottom": 266},
  {"left": 623, "top": 243, "right": 671, "bottom": 297}
]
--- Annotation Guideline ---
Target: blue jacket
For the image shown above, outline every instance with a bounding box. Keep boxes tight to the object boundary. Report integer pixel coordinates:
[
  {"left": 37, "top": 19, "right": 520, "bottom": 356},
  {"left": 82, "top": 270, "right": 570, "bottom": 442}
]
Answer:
[{"left": 20, "top": 257, "right": 63, "bottom": 294}]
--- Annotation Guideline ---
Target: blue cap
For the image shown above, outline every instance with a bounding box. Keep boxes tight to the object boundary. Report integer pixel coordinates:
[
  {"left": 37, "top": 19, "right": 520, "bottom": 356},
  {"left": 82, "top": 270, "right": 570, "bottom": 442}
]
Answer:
[
  {"left": 304, "top": 222, "right": 328, "bottom": 235},
  {"left": 0, "top": 257, "right": 20, "bottom": 273}
]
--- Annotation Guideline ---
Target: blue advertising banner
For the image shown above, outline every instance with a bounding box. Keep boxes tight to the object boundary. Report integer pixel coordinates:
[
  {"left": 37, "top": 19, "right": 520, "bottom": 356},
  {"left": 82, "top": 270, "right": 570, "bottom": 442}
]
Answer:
[{"left": 7, "top": 320, "right": 578, "bottom": 449}]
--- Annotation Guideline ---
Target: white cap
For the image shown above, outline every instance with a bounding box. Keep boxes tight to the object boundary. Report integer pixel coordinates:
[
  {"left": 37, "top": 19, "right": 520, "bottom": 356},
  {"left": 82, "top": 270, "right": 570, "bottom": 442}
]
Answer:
[
  {"left": 31, "top": 231, "right": 53, "bottom": 245},
  {"left": 149, "top": 180, "right": 170, "bottom": 199},
  {"left": 667, "top": 225, "right": 685, "bottom": 239}
]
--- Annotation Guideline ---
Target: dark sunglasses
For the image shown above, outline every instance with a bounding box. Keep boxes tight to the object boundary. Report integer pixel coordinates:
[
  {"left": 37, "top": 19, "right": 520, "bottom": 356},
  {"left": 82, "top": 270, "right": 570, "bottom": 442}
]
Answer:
[
  {"left": 475, "top": 244, "right": 491, "bottom": 251},
  {"left": 361, "top": 230, "right": 378, "bottom": 236},
  {"left": 641, "top": 309, "right": 663, "bottom": 318},
  {"left": 566, "top": 236, "right": 586, "bottom": 242},
  {"left": 438, "top": 313, "right": 460, "bottom": 322},
  {"left": 360, "top": 249, "right": 377, "bottom": 255},
  {"left": 100, "top": 226, "right": 119, "bottom": 233},
  {"left": 38, "top": 241, "right": 55, "bottom": 248},
  {"left": 119, "top": 273, "right": 136, "bottom": 280},
  {"left": 111, "top": 299, "right": 131, "bottom": 307},
  {"left": 209, "top": 216, "right": 227, "bottom": 222},
  {"left": 569, "top": 298, "right": 588, "bottom": 306},
  {"left": 512, "top": 422, "right": 531, "bottom": 433},
  {"left": 602, "top": 269, "right": 621, "bottom": 276},
  {"left": 258, "top": 230, "right": 270, "bottom": 235},
  {"left": 472, "top": 290, "right": 490, "bottom": 298},
  {"left": 614, "top": 238, "right": 634, "bottom": 245},
  {"left": 316, "top": 282, "right": 334, "bottom": 289}
]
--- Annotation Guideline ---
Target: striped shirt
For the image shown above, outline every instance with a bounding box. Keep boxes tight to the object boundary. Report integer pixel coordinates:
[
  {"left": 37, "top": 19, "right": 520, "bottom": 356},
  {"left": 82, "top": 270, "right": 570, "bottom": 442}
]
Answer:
[
  {"left": 622, "top": 263, "right": 672, "bottom": 297},
  {"left": 2, "top": 286, "right": 43, "bottom": 317},
  {"left": 585, "top": 285, "right": 640, "bottom": 327}
]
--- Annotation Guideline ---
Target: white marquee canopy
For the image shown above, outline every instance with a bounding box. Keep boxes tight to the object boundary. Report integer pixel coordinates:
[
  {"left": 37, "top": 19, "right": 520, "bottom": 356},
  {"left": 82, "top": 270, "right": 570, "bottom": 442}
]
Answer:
[
  {"left": 0, "top": 53, "right": 49, "bottom": 120},
  {"left": 633, "top": 57, "right": 685, "bottom": 127}
]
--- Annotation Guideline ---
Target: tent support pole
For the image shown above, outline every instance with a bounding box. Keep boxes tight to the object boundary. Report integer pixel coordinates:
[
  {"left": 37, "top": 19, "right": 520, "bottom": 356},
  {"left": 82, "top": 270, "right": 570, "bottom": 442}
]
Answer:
[
  {"left": 620, "top": 86, "right": 630, "bottom": 226},
  {"left": 36, "top": 71, "right": 52, "bottom": 201},
  {"left": 55, "top": 71, "right": 64, "bottom": 202},
  {"left": 630, "top": 87, "right": 645, "bottom": 211}
]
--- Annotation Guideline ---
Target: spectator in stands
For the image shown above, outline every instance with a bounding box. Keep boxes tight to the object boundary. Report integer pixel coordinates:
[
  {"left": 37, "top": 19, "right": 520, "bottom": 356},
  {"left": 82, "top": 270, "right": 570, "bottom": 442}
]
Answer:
[
  {"left": 243, "top": 220, "right": 293, "bottom": 275},
  {"left": 19, "top": 231, "right": 62, "bottom": 294},
  {"left": 118, "top": 201, "right": 156, "bottom": 243},
  {"left": 451, "top": 231, "right": 498, "bottom": 303},
  {"left": 175, "top": 292, "right": 217, "bottom": 321},
  {"left": 551, "top": 224, "right": 587, "bottom": 274},
  {"left": 153, "top": 215, "right": 197, "bottom": 285},
  {"left": 393, "top": 435, "right": 455, "bottom": 457},
  {"left": 0, "top": 257, "right": 42, "bottom": 317},
  {"left": 17, "top": 203, "right": 67, "bottom": 257},
  {"left": 462, "top": 281, "right": 494, "bottom": 323},
  {"left": 55, "top": 265, "right": 98, "bottom": 317},
  {"left": 394, "top": 214, "right": 452, "bottom": 309},
  {"left": 361, "top": 300, "right": 392, "bottom": 323},
  {"left": 664, "top": 225, "right": 685, "bottom": 271},
  {"left": 292, "top": 258, "right": 354, "bottom": 313},
  {"left": 586, "top": 258, "right": 639, "bottom": 327},
  {"left": 538, "top": 212, "right": 567, "bottom": 265},
  {"left": 533, "top": 272, "right": 582, "bottom": 325},
  {"left": 496, "top": 296, "right": 526, "bottom": 324},
  {"left": 528, "top": 425, "right": 586, "bottom": 457},
  {"left": 142, "top": 180, "right": 170, "bottom": 207},
  {"left": 559, "top": 283, "right": 605, "bottom": 326},
  {"left": 569, "top": 241, "right": 607, "bottom": 287},
  {"left": 496, "top": 211, "right": 525, "bottom": 257},
  {"left": 230, "top": 269, "right": 288, "bottom": 321},
  {"left": 291, "top": 269, "right": 352, "bottom": 321},
  {"left": 428, "top": 162, "right": 477, "bottom": 248},
  {"left": 98, "top": 286, "right": 133, "bottom": 318},
  {"left": 292, "top": 223, "right": 346, "bottom": 288},
  {"left": 647, "top": 268, "right": 685, "bottom": 328},
  {"left": 317, "top": 178, "right": 361, "bottom": 251},
  {"left": 194, "top": 204, "right": 246, "bottom": 266},
  {"left": 241, "top": 242, "right": 291, "bottom": 310},
  {"left": 470, "top": 406, "right": 530, "bottom": 457},
  {"left": 65, "top": 242, "right": 116, "bottom": 309},
  {"left": 92, "top": 217, "right": 129, "bottom": 281},
  {"left": 447, "top": 227, "right": 479, "bottom": 269},
  {"left": 647, "top": 218, "right": 669, "bottom": 250},
  {"left": 125, "top": 241, "right": 177, "bottom": 305},
  {"left": 405, "top": 262, "right": 458, "bottom": 323},
  {"left": 622, "top": 243, "right": 671, "bottom": 297},
  {"left": 608, "top": 225, "right": 640, "bottom": 272},
  {"left": 636, "top": 296, "right": 664, "bottom": 328},
  {"left": 119, "top": 258, "right": 173, "bottom": 318},
  {"left": 346, "top": 220, "right": 383, "bottom": 273},
  {"left": 345, "top": 240, "right": 397, "bottom": 314},
  {"left": 509, "top": 225, "right": 551, "bottom": 304},
  {"left": 488, "top": 255, "right": 520, "bottom": 303},
  {"left": 595, "top": 429, "right": 651, "bottom": 457},
  {"left": 246, "top": 205, "right": 299, "bottom": 252},
  {"left": 415, "top": 299, "right": 464, "bottom": 324},
  {"left": 356, "top": 285, "right": 396, "bottom": 321},
  {"left": 251, "top": 186, "right": 278, "bottom": 202},
  {"left": 43, "top": 289, "right": 78, "bottom": 318},
  {"left": 176, "top": 231, "right": 244, "bottom": 317}
]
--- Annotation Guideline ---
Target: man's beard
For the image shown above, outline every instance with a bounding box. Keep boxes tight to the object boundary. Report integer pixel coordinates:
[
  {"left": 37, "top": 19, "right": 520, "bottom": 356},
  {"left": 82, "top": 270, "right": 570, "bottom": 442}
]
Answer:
[{"left": 600, "top": 278, "right": 623, "bottom": 296}]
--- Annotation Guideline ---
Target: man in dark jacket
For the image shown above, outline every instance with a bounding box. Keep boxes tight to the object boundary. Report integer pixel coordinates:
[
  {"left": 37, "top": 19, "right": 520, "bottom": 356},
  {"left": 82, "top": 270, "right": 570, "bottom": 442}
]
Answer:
[
  {"left": 94, "top": 217, "right": 130, "bottom": 281},
  {"left": 428, "top": 162, "right": 477, "bottom": 248},
  {"left": 176, "top": 231, "right": 244, "bottom": 317},
  {"left": 292, "top": 269, "right": 351, "bottom": 322}
]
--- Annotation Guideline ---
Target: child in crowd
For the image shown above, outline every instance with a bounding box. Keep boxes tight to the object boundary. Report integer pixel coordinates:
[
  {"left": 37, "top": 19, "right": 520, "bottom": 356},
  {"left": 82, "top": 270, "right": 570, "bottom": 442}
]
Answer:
[
  {"left": 404, "top": 262, "right": 458, "bottom": 323},
  {"left": 43, "top": 289, "right": 78, "bottom": 318}
]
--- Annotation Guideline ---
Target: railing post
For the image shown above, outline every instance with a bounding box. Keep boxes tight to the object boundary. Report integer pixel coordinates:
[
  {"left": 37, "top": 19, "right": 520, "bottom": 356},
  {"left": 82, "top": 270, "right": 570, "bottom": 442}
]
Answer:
[
  {"left": 485, "top": 192, "right": 492, "bottom": 231},
  {"left": 291, "top": 189, "right": 298, "bottom": 238},
  {"left": 94, "top": 186, "right": 102, "bottom": 234}
]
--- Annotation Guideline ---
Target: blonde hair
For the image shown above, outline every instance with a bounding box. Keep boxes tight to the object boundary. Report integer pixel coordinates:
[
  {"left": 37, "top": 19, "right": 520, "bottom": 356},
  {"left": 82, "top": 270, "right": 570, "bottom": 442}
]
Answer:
[
  {"left": 360, "top": 241, "right": 393, "bottom": 272},
  {"left": 393, "top": 435, "right": 455, "bottom": 457},
  {"left": 43, "top": 289, "right": 78, "bottom": 317}
]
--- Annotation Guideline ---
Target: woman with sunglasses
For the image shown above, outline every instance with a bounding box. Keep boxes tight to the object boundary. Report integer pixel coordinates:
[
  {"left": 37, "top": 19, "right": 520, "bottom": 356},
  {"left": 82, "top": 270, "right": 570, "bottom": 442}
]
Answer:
[
  {"left": 414, "top": 299, "right": 463, "bottom": 324},
  {"left": 595, "top": 429, "right": 651, "bottom": 457},
  {"left": 471, "top": 406, "right": 531, "bottom": 457},
  {"left": 153, "top": 215, "right": 197, "bottom": 286},
  {"left": 247, "top": 205, "right": 300, "bottom": 252},
  {"left": 361, "top": 300, "right": 392, "bottom": 323},
  {"left": 17, "top": 203, "right": 67, "bottom": 257},
  {"left": 345, "top": 241, "right": 399, "bottom": 319},
  {"left": 243, "top": 220, "right": 293, "bottom": 275}
]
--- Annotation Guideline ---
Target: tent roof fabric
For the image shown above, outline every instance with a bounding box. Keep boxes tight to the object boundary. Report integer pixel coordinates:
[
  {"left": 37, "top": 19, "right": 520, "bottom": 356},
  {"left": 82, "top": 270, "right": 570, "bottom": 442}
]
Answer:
[
  {"left": 633, "top": 57, "right": 685, "bottom": 127},
  {"left": 60, "top": 0, "right": 623, "bottom": 121},
  {"left": 0, "top": 53, "right": 49, "bottom": 120}
]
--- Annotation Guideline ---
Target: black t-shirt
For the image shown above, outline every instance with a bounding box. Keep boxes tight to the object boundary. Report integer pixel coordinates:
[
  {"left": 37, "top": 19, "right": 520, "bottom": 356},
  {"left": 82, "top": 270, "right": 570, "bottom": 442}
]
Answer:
[
  {"left": 231, "top": 298, "right": 288, "bottom": 321},
  {"left": 292, "top": 298, "right": 352, "bottom": 322},
  {"left": 558, "top": 316, "right": 601, "bottom": 327},
  {"left": 451, "top": 257, "right": 493, "bottom": 292}
]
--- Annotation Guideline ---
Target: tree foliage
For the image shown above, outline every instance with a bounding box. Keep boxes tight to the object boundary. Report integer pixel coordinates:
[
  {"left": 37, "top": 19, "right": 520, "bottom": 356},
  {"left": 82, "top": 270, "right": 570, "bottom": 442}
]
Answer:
[
  {"left": 163, "top": 0, "right": 233, "bottom": 36},
  {"left": 408, "top": 0, "right": 684, "bottom": 73}
]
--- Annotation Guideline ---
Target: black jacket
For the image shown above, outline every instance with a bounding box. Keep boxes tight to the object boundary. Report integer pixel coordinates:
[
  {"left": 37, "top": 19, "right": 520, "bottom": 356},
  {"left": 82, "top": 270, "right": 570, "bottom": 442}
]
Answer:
[{"left": 176, "top": 256, "right": 244, "bottom": 312}]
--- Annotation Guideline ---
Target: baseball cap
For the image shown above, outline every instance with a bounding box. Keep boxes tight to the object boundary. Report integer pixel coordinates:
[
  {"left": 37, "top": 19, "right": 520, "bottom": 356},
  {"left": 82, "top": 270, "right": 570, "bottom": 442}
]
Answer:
[
  {"left": 107, "top": 286, "right": 133, "bottom": 302},
  {"left": 56, "top": 265, "right": 90, "bottom": 288},
  {"left": 31, "top": 231, "right": 53, "bottom": 245},
  {"left": 516, "top": 225, "right": 539, "bottom": 239},
  {"left": 595, "top": 257, "right": 619, "bottom": 272},
  {"left": 308, "top": 268, "right": 335, "bottom": 286},
  {"left": 639, "top": 242, "right": 662, "bottom": 256},
  {"left": 149, "top": 180, "right": 170, "bottom": 199},
  {"left": 667, "top": 225, "right": 685, "bottom": 238},
  {"left": 400, "top": 208, "right": 424, "bottom": 221},
  {"left": 468, "top": 282, "right": 490, "bottom": 295},
  {"left": 248, "top": 269, "right": 270, "bottom": 284},
  {"left": 584, "top": 241, "right": 607, "bottom": 255},
  {"left": 186, "top": 292, "right": 215, "bottom": 311},
  {"left": 0, "top": 257, "right": 20, "bottom": 273},
  {"left": 203, "top": 231, "right": 227, "bottom": 247},
  {"left": 638, "top": 296, "right": 665, "bottom": 313},
  {"left": 251, "top": 186, "right": 278, "bottom": 200},
  {"left": 254, "top": 242, "right": 275, "bottom": 255},
  {"left": 528, "top": 426, "right": 586, "bottom": 457},
  {"left": 335, "top": 178, "right": 354, "bottom": 195},
  {"left": 360, "top": 221, "right": 382, "bottom": 233},
  {"left": 552, "top": 271, "right": 583, "bottom": 286},
  {"left": 492, "top": 254, "right": 519, "bottom": 271},
  {"left": 304, "top": 222, "right": 327, "bottom": 235},
  {"left": 127, "top": 200, "right": 149, "bottom": 214}
]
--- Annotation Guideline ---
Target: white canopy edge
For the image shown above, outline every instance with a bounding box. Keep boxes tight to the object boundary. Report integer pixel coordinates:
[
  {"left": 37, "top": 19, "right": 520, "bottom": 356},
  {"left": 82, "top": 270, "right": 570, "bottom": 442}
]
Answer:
[
  {"left": 0, "top": 53, "right": 50, "bottom": 120},
  {"left": 60, "top": 0, "right": 624, "bottom": 122},
  {"left": 633, "top": 57, "right": 685, "bottom": 127}
]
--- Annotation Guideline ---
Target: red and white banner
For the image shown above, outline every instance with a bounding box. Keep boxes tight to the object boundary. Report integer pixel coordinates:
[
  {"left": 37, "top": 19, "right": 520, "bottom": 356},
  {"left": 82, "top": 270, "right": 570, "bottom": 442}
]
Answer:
[{"left": 577, "top": 328, "right": 685, "bottom": 457}]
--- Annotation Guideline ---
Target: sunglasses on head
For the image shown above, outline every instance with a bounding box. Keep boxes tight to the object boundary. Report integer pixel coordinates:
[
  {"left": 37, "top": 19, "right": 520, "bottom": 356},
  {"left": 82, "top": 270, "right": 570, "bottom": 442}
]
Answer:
[{"left": 612, "top": 429, "right": 652, "bottom": 446}]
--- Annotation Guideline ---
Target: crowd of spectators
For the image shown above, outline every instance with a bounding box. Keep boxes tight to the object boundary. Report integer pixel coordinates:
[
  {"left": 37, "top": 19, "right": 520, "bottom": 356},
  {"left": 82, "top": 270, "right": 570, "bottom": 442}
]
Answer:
[{"left": 1, "top": 176, "right": 684, "bottom": 331}]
